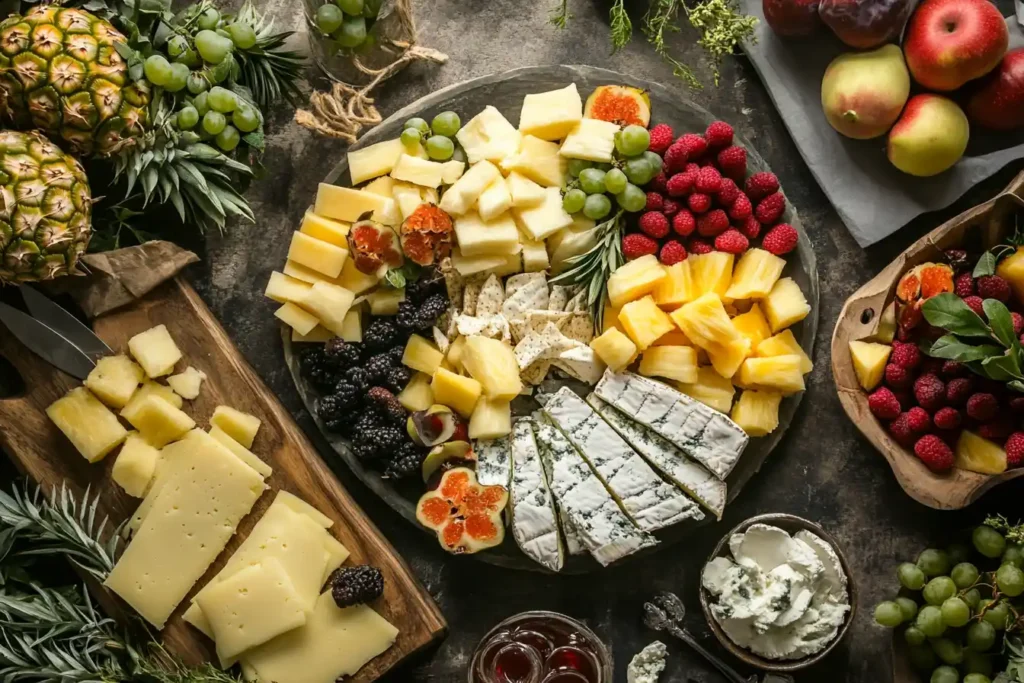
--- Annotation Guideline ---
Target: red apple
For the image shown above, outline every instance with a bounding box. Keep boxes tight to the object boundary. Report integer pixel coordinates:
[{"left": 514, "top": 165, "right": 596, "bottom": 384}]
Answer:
[
  {"left": 764, "top": 0, "right": 824, "bottom": 37},
  {"left": 903, "top": 0, "right": 1009, "bottom": 91},
  {"left": 967, "top": 48, "right": 1024, "bottom": 131},
  {"left": 818, "top": 0, "right": 915, "bottom": 48}
]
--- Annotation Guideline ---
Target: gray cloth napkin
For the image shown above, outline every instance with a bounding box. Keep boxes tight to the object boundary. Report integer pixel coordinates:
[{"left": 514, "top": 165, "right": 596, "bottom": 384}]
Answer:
[{"left": 739, "top": 4, "right": 1024, "bottom": 246}]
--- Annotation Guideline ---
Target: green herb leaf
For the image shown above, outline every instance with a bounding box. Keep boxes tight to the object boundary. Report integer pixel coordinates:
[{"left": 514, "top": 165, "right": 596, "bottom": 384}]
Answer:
[
  {"left": 924, "top": 335, "right": 1002, "bottom": 362},
  {"left": 921, "top": 293, "right": 994, "bottom": 338},
  {"left": 974, "top": 251, "right": 998, "bottom": 278},
  {"left": 984, "top": 298, "right": 1017, "bottom": 348},
  {"left": 1008, "top": 380, "right": 1024, "bottom": 394},
  {"left": 981, "top": 353, "right": 1023, "bottom": 381}
]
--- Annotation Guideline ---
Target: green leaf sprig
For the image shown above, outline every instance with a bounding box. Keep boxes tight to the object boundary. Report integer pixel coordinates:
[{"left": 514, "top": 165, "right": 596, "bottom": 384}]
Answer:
[{"left": 549, "top": 210, "right": 624, "bottom": 333}]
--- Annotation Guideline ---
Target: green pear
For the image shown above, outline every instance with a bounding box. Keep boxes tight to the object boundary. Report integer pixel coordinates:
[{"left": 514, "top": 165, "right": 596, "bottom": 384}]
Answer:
[
  {"left": 887, "top": 94, "right": 969, "bottom": 177},
  {"left": 821, "top": 44, "right": 911, "bottom": 140}
]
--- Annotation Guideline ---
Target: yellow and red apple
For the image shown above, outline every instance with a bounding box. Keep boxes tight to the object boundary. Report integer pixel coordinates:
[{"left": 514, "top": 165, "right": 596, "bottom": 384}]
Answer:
[{"left": 903, "top": 0, "right": 1009, "bottom": 91}]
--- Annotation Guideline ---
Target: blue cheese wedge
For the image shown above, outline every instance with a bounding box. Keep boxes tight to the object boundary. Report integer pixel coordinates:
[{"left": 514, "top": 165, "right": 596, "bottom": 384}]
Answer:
[
  {"left": 587, "top": 394, "right": 726, "bottom": 519},
  {"left": 508, "top": 420, "right": 563, "bottom": 571},
  {"left": 533, "top": 421, "right": 656, "bottom": 565},
  {"left": 594, "top": 370, "right": 748, "bottom": 480},
  {"left": 475, "top": 436, "right": 511, "bottom": 487},
  {"left": 542, "top": 387, "right": 703, "bottom": 532},
  {"left": 627, "top": 641, "right": 668, "bottom": 683},
  {"left": 557, "top": 506, "right": 587, "bottom": 555}
]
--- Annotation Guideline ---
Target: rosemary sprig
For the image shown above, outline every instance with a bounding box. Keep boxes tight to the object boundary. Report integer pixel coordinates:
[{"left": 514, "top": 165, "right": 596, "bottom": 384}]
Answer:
[
  {"left": 609, "top": 0, "right": 633, "bottom": 52},
  {"left": 549, "top": 0, "right": 571, "bottom": 28},
  {"left": 550, "top": 211, "right": 624, "bottom": 333}
]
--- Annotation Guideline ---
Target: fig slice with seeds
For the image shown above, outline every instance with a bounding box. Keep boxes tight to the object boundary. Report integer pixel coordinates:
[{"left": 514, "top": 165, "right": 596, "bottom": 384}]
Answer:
[{"left": 348, "top": 216, "right": 403, "bottom": 275}]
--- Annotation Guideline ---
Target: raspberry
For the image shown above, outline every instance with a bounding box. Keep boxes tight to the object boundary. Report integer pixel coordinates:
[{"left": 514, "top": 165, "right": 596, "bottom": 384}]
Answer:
[
  {"left": 933, "top": 407, "right": 962, "bottom": 430},
  {"left": 1011, "top": 396, "right": 1024, "bottom": 414},
  {"left": 662, "top": 198, "right": 681, "bottom": 217},
  {"left": 717, "top": 178, "right": 740, "bottom": 206},
  {"left": 913, "top": 374, "right": 945, "bottom": 411},
  {"left": 762, "top": 223, "right": 798, "bottom": 255},
  {"left": 976, "top": 275, "right": 1011, "bottom": 302},
  {"left": 920, "top": 358, "right": 943, "bottom": 376},
  {"left": 1005, "top": 432, "right": 1024, "bottom": 467},
  {"left": 755, "top": 192, "right": 786, "bottom": 224},
  {"left": 1013, "top": 313, "right": 1024, "bottom": 335},
  {"left": 697, "top": 209, "right": 730, "bottom": 237},
  {"left": 676, "top": 133, "right": 708, "bottom": 160},
  {"left": 953, "top": 272, "right": 974, "bottom": 298},
  {"left": 695, "top": 166, "right": 723, "bottom": 194},
  {"left": 650, "top": 172, "right": 668, "bottom": 193},
  {"left": 715, "top": 229, "right": 749, "bottom": 254},
  {"left": 688, "top": 193, "right": 712, "bottom": 214},
  {"left": 966, "top": 392, "right": 998, "bottom": 421},
  {"left": 638, "top": 211, "right": 670, "bottom": 239},
  {"left": 672, "top": 209, "right": 696, "bottom": 237},
  {"left": 645, "top": 192, "right": 665, "bottom": 212},
  {"left": 940, "top": 360, "right": 965, "bottom": 377},
  {"left": 728, "top": 194, "right": 753, "bottom": 221},
  {"left": 885, "top": 363, "right": 912, "bottom": 389},
  {"left": 716, "top": 146, "right": 747, "bottom": 180},
  {"left": 979, "top": 418, "right": 1013, "bottom": 441},
  {"left": 745, "top": 172, "right": 780, "bottom": 201},
  {"left": 704, "top": 121, "right": 734, "bottom": 148},
  {"left": 893, "top": 390, "right": 914, "bottom": 410},
  {"left": 890, "top": 341, "right": 921, "bottom": 369},
  {"left": 648, "top": 124, "right": 674, "bottom": 154},
  {"left": 889, "top": 413, "right": 916, "bottom": 446},
  {"left": 868, "top": 387, "right": 902, "bottom": 420},
  {"left": 688, "top": 238, "right": 714, "bottom": 255},
  {"left": 659, "top": 240, "right": 687, "bottom": 266},
  {"left": 914, "top": 435, "right": 954, "bottom": 472},
  {"left": 945, "top": 377, "right": 974, "bottom": 405},
  {"left": 738, "top": 215, "right": 762, "bottom": 240},
  {"left": 663, "top": 142, "right": 689, "bottom": 174},
  {"left": 963, "top": 296, "right": 984, "bottom": 315},
  {"left": 622, "top": 233, "right": 659, "bottom": 260},
  {"left": 666, "top": 171, "right": 695, "bottom": 197},
  {"left": 906, "top": 406, "right": 931, "bottom": 433}
]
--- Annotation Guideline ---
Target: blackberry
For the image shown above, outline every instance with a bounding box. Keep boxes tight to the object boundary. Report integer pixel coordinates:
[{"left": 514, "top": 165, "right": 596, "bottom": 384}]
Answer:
[
  {"left": 364, "top": 353, "right": 396, "bottom": 382},
  {"left": 317, "top": 393, "right": 349, "bottom": 424},
  {"left": 351, "top": 438, "right": 380, "bottom": 460},
  {"left": 396, "top": 300, "right": 426, "bottom": 331},
  {"left": 418, "top": 293, "right": 449, "bottom": 325},
  {"left": 405, "top": 269, "right": 445, "bottom": 303},
  {"left": 389, "top": 346, "right": 406, "bottom": 362},
  {"left": 329, "top": 565, "right": 384, "bottom": 607},
  {"left": 371, "top": 425, "right": 405, "bottom": 450},
  {"left": 366, "top": 387, "right": 407, "bottom": 423},
  {"left": 324, "top": 339, "right": 362, "bottom": 368},
  {"left": 344, "top": 366, "right": 371, "bottom": 392},
  {"left": 384, "top": 366, "right": 412, "bottom": 393},
  {"left": 384, "top": 442, "right": 425, "bottom": 479},
  {"left": 363, "top": 319, "right": 399, "bottom": 351},
  {"left": 300, "top": 348, "right": 340, "bottom": 392}
]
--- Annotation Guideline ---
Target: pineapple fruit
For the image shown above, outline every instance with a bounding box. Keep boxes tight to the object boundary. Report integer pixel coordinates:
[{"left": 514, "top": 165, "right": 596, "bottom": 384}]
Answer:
[
  {"left": 477, "top": 178, "right": 513, "bottom": 221},
  {"left": 507, "top": 171, "right": 546, "bottom": 208},
  {"left": 559, "top": 118, "right": 619, "bottom": 162},
  {"left": 731, "top": 390, "right": 783, "bottom": 437},
  {"left": 590, "top": 328, "right": 638, "bottom": 371},
  {"left": 210, "top": 406, "right": 263, "bottom": 449},
  {"left": 762, "top": 278, "right": 811, "bottom": 332},
  {"left": 848, "top": 340, "right": 891, "bottom": 390},
  {"left": 513, "top": 186, "right": 573, "bottom": 241},
  {"left": 299, "top": 282, "right": 356, "bottom": 336},
  {"left": 454, "top": 212, "right": 521, "bottom": 256},
  {"left": 111, "top": 432, "right": 160, "bottom": 497},
  {"left": 402, "top": 334, "right": 444, "bottom": 375},
  {"left": 47, "top": 387, "right": 128, "bottom": 462},
  {"left": 287, "top": 232, "right": 348, "bottom": 279},
  {"left": 441, "top": 161, "right": 465, "bottom": 184},
  {"left": 469, "top": 397, "right": 513, "bottom": 439},
  {"left": 122, "top": 380, "right": 182, "bottom": 415},
  {"left": 446, "top": 335, "right": 467, "bottom": 372},
  {"left": 366, "top": 288, "right": 405, "bottom": 316},
  {"left": 455, "top": 106, "right": 521, "bottom": 164},
  {"left": 619, "top": 296, "right": 675, "bottom": 351},
  {"left": 518, "top": 84, "right": 583, "bottom": 140},
  {"left": 347, "top": 138, "right": 405, "bottom": 184},
  {"left": 731, "top": 305, "right": 772, "bottom": 349},
  {"left": 671, "top": 293, "right": 749, "bottom": 378},
  {"left": 502, "top": 136, "right": 565, "bottom": 188},
  {"left": 85, "top": 355, "right": 144, "bottom": 408},
  {"left": 996, "top": 247, "right": 1024, "bottom": 305},
  {"left": 128, "top": 325, "right": 182, "bottom": 378},
  {"left": 167, "top": 367, "right": 207, "bottom": 400},
  {"left": 738, "top": 356, "right": 806, "bottom": 395},
  {"left": 462, "top": 336, "right": 523, "bottom": 400},
  {"left": 607, "top": 255, "right": 667, "bottom": 308},
  {"left": 758, "top": 330, "right": 813, "bottom": 374},
  {"left": 398, "top": 373, "right": 435, "bottom": 412},
  {"left": 724, "top": 249, "right": 785, "bottom": 301},
  {"left": 652, "top": 329, "right": 692, "bottom": 347},
  {"left": 431, "top": 368, "right": 482, "bottom": 417},
  {"left": 955, "top": 431, "right": 1007, "bottom": 474},
  {"left": 691, "top": 252, "right": 734, "bottom": 299},
  {"left": 677, "top": 367, "right": 736, "bottom": 413},
  {"left": 653, "top": 260, "right": 698, "bottom": 309},
  {"left": 548, "top": 217, "right": 598, "bottom": 274},
  {"left": 638, "top": 346, "right": 698, "bottom": 384},
  {"left": 124, "top": 395, "right": 195, "bottom": 448}
]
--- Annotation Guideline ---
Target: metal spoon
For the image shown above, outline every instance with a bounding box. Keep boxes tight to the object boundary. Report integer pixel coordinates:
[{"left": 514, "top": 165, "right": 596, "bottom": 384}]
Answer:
[{"left": 642, "top": 592, "right": 794, "bottom": 683}]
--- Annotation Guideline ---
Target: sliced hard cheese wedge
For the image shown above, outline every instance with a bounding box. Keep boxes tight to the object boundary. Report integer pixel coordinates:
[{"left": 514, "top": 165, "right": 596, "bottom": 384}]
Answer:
[
  {"left": 242, "top": 594, "right": 399, "bottom": 683},
  {"left": 197, "top": 557, "right": 309, "bottom": 661},
  {"left": 509, "top": 421, "right": 563, "bottom": 572},
  {"left": 104, "top": 430, "right": 266, "bottom": 627},
  {"left": 209, "top": 426, "right": 273, "bottom": 478},
  {"left": 347, "top": 138, "right": 405, "bottom": 185},
  {"left": 276, "top": 490, "right": 333, "bottom": 528},
  {"left": 321, "top": 535, "right": 350, "bottom": 584},
  {"left": 313, "top": 184, "right": 398, "bottom": 226},
  {"left": 299, "top": 211, "right": 349, "bottom": 247},
  {"left": 211, "top": 405, "right": 263, "bottom": 449}
]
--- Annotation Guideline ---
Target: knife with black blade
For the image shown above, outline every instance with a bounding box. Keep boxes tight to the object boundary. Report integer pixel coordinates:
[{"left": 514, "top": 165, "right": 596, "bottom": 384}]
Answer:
[
  {"left": 19, "top": 286, "right": 111, "bottom": 358},
  {"left": 0, "top": 301, "right": 97, "bottom": 380}
]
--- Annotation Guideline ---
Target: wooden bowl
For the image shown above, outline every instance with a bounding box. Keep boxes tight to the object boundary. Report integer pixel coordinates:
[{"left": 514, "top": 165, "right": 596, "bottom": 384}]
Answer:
[
  {"left": 698, "top": 513, "right": 858, "bottom": 672},
  {"left": 832, "top": 170, "right": 1024, "bottom": 511}
]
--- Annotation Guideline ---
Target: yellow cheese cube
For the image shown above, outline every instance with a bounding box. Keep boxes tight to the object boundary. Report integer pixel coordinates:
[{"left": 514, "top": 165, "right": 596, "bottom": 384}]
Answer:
[
  {"left": 431, "top": 367, "right": 483, "bottom": 418},
  {"left": 313, "top": 184, "right": 398, "bottom": 225},
  {"left": 47, "top": 387, "right": 128, "bottom": 462},
  {"left": 336, "top": 260, "right": 379, "bottom": 294},
  {"left": 590, "top": 328, "right": 638, "bottom": 372},
  {"left": 167, "top": 366, "right": 207, "bottom": 400},
  {"left": 507, "top": 171, "right": 546, "bottom": 208},
  {"left": 397, "top": 372, "right": 434, "bottom": 411},
  {"left": 638, "top": 346, "right": 698, "bottom": 384},
  {"left": 292, "top": 326, "right": 334, "bottom": 343},
  {"left": 519, "top": 83, "right": 583, "bottom": 140},
  {"left": 112, "top": 432, "right": 161, "bottom": 497},
  {"left": 462, "top": 336, "right": 522, "bottom": 400},
  {"left": 288, "top": 231, "right": 347, "bottom": 279},
  {"left": 559, "top": 118, "right": 619, "bottom": 162},
  {"left": 340, "top": 309, "right": 362, "bottom": 342},
  {"left": 454, "top": 212, "right": 521, "bottom": 257},
  {"left": 521, "top": 237, "right": 549, "bottom": 272},
  {"left": 275, "top": 302, "right": 319, "bottom": 336},
  {"left": 265, "top": 271, "right": 313, "bottom": 304},
  {"left": 299, "top": 282, "right": 356, "bottom": 336},
  {"left": 366, "top": 287, "right": 405, "bottom": 316},
  {"left": 455, "top": 106, "right": 522, "bottom": 164},
  {"left": 731, "top": 304, "right": 772, "bottom": 349},
  {"left": 653, "top": 260, "right": 699, "bottom": 309},
  {"left": 121, "top": 380, "right": 182, "bottom": 416},
  {"left": 514, "top": 186, "right": 574, "bottom": 241},
  {"left": 451, "top": 248, "right": 507, "bottom": 276},
  {"left": 441, "top": 160, "right": 465, "bottom": 184},
  {"left": 619, "top": 295, "right": 675, "bottom": 351},
  {"left": 362, "top": 175, "right": 396, "bottom": 198},
  {"left": 469, "top": 397, "right": 512, "bottom": 440},
  {"left": 477, "top": 178, "right": 513, "bottom": 221},
  {"left": 757, "top": 329, "right": 813, "bottom": 374},
  {"left": 348, "top": 138, "right": 405, "bottom": 184},
  {"left": 124, "top": 394, "right": 195, "bottom": 447},
  {"left": 391, "top": 182, "right": 424, "bottom": 220},
  {"left": 762, "top": 277, "right": 811, "bottom": 332},
  {"left": 402, "top": 334, "right": 444, "bottom": 374},
  {"left": 300, "top": 210, "right": 349, "bottom": 247},
  {"left": 211, "top": 406, "right": 262, "bottom": 449},
  {"left": 446, "top": 335, "right": 467, "bottom": 371},
  {"left": 438, "top": 160, "right": 501, "bottom": 216},
  {"left": 128, "top": 324, "right": 182, "bottom": 378},
  {"left": 85, "top": 354, "right": 144, "bottom": 408},
  {"left": 501, "top": 135, "right": 566, "bottom": 187},
  {"left": 209, "top": 426, "right": 272, "bottom": 478},
  {"left": 607, "top": 255, "right": 667, "bottom": 308},
  {"left": 390, "top": 154, "right": 445, "bottom": 188}
]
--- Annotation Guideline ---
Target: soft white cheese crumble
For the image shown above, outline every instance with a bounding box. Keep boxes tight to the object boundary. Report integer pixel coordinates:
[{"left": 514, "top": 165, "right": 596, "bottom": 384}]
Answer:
[{"left": 627, "top": 640, "right": 668, "bottom": 683}]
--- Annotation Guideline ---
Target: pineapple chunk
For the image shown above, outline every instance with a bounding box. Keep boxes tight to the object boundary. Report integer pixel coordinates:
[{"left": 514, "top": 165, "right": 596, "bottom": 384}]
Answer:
[
  {"left": 438, "top": 159, "right": 501, "bottom": 216},
  {"left": 757, "top": 330, "right": 813, "bottom": 374},
  {"left": 514, "top": 186, "right": 574, "bottom": 241},
  {"left": 559, "top": 118, "right": 619, "bottom": 162},
  {"left": 607, "top": 255, "right": 668, "bottom": 308},
  {"left": 691, "top": 252, "right": 735, "bottom": 299},
  {"left": 997, "top": 247, "right": 1024, "bottom": 305},
  {"left": 121, "top": 380, "right": 182, "bottom": 416},
  {"left": 731, "top": 390, "right": 783, "bottom": 437},
  {"left": 446, "top": 335, "right": 467, "bottom": 371},
  {"left": 454, "top": 212, "right": 521, "bottom": 257},
  {"left": 548, "top": 217, "right": 598, "bottom": 273},
  {"left": 336, "top": 260, "right": 379, "bottom": 295},
  {"left": 506, "top": 171, "right": 545, "bottom": 208},
  {"left": 501, "top": 135, "right": 566, "bottom": 188},
  {"left": 468, "top": 397, "right": 513, "bottom": 439},
  {"left": 340, "top": 309, "right": 362, "bottom": 342},
  {"left": 724, "top": 249, "right": 786, "bottom": 301},
  {"left": 955, "top": 431, "right": 1008, "bottom": 474},
  {"left": 619, "top": 295, "right": 675, "bottom": 351},
  {"left": 275, "top": 302, "right": 319, "bottom": 336},
  {"left": 314, "top": 184, "right": 397, "bottom": 225},
  {"left": 589, "top": 328, "right": 638, "bottom": 372},
  {"left": 638, "top": 346, "right": 698, "bottom": 384},
  {"left": 451, "top": 248, "right": 507, "bottom": 276},
  {"left": 520, "top": 238, "right": 549, "bottom": 272},
  {"left": 299, "top": 282, "right": 356, "bottom": 336},
  {"left": 47, "top": 387, "right": 128, "bottom": 462},
  {"left": 670, "top": 293, "right": 743, "bottom": 351},
  {"left": 362, "top": 175, "right": 396, "bottom": 198},
  {"left": 477, "top": 178, "right": 512, "bottom": 221},
  {"left": 462, "top": 336, "right": 523, "bottom": 400},
  {"left": 398, "top": 373, "right": 434, "bottom": 412},
  {"left": 392, "top": 182, "right": 425, "bottom": 220},
  {"left": 288, "top": 231, "right": 348, "bottom": 279},
  {"left": 519, "top": 83, "right": 583, "bottom": 140},
  {"left": 706, "top": 338, "right": 752, "bottom": 379},
  {"left": 441, "top": 160, "right": 465, "bottom": 184},
  {"left": 848, "top": 340, "right": 891, "bottom": 391},
  {"left": 601, "top": 305, "right": 626, "bottom": 335},
  {"left": 292, "top": 326, "right": 334, "bottom": 343},
  {"left": 299, "top": 211, "right": 349, "bottom": 247},
  {"left": 402, "top": 334, "right": 444, "bottom": 375},
  {"left": 348, "top": 138, "right": 405, "bottom": 184},
  {"left": 391, "top": 154, "right": 445, "bottom": 188},
  {"left": 167, "top": 366, "right": 207, "bottom": 400},
  {"left": 677, "top": 367, "right": 736, "bottom": 413},
  {"left": 210, "top": 406, "right": 262, "bottom": 449},
  {"left": 652, "top": 329, "right": 692, "bottom": 346},
  {"left": 455, "top": 106, "right": 521, "bottom": 164},
  {"left": 653, "top": 260, "right": 699, "bottom": 309},
  {"left": 431, "top": 367, "right": 483, "bottom": 418},
  {"left": 85, "top": 355, "right": 144, "bottom": 408},
  {"left": 739, "top": 355, "right": 806, "bottom": 395},
  {"left": 112, "top": 432, "right": 160, "bottom": 497},
  {"left": 128, "top": 325, "right": 182, "bottom": 378},
  {"left": 366, "top": 287, "right": 405, "bottom": 315},
  {"left": 731, "top": 304, "right": 772, "bottom": 349},
  {"left": 124, "top": 394, "right": 195, "bottom": 448},
  {"left": 265, "top": 271, "right": 313, "bottom": 304},
  {"left": 762, "top": 278, "right": 811, "bottom": 332}
]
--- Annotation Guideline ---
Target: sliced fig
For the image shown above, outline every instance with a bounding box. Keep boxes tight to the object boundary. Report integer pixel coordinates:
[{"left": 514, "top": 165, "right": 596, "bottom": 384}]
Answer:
[
  {"left": 583, "top": 85, "right": 651, "bottom": 127},
  {"left": 421, "top": 440, "right": 476, "bottom": 483},
  {"left": 401, "top": 204, "right": 454, "bottom": 266},
  {"left": 406, "top": 404, "right": 457, "bottom": 446},
  {"left": 415, "top": 467, "right": 508, "bottom": 554},
  {"left": 348, "top": 218, "right": 403, "bottom": 275}
]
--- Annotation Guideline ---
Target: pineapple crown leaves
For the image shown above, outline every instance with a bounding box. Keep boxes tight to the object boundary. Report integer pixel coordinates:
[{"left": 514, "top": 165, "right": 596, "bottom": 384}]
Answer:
[
  {"left": 231, "top": 1, "right": 305, "bottom": 110},
  {"left": 549, "top": 211, "right": 624, "bottom": 332}
]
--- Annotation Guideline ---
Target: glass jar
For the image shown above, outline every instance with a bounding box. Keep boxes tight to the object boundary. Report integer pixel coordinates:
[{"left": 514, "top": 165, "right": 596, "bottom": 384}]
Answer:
[
  {"left": 302, "top": 0, "right": 411, "bottom": 84},
  {"left": 468, "top": 611, "right": 613, "bottom": 683}
]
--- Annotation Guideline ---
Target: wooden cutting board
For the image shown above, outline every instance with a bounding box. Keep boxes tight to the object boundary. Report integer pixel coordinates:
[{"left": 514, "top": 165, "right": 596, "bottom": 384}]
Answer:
[{"left": 0, "top": 275, "right": 447, "bottom": 679}]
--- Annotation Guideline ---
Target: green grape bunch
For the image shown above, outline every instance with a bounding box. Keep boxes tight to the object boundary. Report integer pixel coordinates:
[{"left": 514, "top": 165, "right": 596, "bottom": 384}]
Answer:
[
  {"left": 561, "top": 124, "right": 657, "bottom": 221},
  {"left": 314, "top": 0, "right": 383, "bottom": 52}
]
